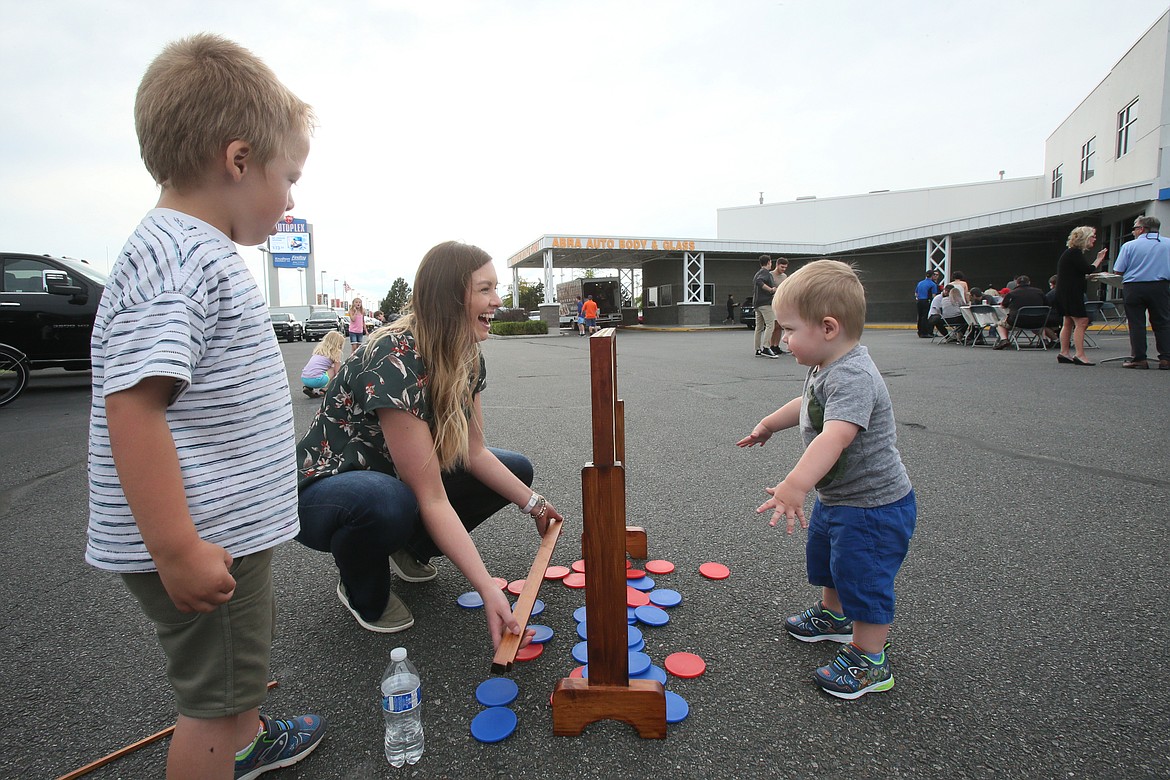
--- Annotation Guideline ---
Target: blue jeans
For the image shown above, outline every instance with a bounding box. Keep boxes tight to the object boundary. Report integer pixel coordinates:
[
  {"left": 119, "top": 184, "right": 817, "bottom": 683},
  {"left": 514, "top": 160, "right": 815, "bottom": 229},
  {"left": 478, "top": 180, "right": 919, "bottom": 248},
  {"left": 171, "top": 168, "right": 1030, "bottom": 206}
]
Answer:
[{"left": 296, "top": 448, "right": 533, "bottom": 621}]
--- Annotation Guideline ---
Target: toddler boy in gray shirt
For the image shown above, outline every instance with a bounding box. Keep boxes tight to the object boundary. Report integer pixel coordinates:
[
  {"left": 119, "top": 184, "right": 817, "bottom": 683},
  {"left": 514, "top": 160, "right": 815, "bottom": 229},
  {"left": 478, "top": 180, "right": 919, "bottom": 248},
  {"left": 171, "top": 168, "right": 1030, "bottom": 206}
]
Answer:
[{"left": 738, "top": 259, "right": 916, "bottom": 699}]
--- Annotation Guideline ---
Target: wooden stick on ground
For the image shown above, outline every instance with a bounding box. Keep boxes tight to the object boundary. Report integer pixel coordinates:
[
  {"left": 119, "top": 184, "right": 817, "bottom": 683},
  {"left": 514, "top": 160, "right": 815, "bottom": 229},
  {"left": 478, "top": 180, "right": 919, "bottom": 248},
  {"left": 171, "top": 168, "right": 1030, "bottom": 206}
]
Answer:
[
  {"left": 492, "top": 517, "right": 564, "bottom": 674},
  {"left": 57, "top": 680, "right": 279, "bottom": 780}
]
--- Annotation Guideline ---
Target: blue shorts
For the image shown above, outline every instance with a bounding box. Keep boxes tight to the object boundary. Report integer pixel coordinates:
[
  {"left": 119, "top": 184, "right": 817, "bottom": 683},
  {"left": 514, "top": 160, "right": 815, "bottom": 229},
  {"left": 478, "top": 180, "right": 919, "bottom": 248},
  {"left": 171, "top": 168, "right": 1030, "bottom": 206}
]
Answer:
[
  {"left": 805, "top": 489, "right": 915, "bottom": 624},
  {"left": 584, "top": 318, "right": 597, "bottom": 328},
  {"left": 348, "top": 331, "right": 364, "bottom": 344},
  {"left": 302, "top": 374, "right": 329, "bottom": 389}
]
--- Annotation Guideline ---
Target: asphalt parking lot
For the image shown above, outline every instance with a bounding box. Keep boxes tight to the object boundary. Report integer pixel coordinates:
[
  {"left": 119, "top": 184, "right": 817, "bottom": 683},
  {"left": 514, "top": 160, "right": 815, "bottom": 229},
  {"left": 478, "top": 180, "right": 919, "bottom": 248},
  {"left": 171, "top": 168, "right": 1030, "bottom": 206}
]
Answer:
[{"left": 2, "top": 326, "right": 1167, "bottom": 780}]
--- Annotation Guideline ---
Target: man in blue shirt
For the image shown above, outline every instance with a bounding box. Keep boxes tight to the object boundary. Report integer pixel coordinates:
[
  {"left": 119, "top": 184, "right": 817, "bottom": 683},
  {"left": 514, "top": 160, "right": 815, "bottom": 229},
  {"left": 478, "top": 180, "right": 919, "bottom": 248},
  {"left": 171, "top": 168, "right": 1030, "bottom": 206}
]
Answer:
[
  {"left": 1113, "top": 215, "right": 1170, "bottom": 369},
  {"left": 914, "top": 271, "right": 941, "bottom": 338}
]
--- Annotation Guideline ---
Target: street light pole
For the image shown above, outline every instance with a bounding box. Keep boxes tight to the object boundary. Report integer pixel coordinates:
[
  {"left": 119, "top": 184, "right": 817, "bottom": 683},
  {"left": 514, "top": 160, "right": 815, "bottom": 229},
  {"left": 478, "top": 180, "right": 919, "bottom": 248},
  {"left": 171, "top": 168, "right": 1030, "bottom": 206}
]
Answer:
[
  {"left": 319, "top": 270, "right": 326, "bottom": 305},
  {"left": 333, "top": 279, "right": 338, "bottom": 307}
]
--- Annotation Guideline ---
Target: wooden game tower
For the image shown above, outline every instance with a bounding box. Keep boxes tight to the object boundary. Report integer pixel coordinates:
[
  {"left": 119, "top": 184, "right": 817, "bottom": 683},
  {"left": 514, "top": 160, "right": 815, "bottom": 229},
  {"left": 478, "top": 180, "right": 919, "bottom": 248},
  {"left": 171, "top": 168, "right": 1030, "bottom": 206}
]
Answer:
[{"left": 551, "top": 328, "right": 667, "bottom": 738}]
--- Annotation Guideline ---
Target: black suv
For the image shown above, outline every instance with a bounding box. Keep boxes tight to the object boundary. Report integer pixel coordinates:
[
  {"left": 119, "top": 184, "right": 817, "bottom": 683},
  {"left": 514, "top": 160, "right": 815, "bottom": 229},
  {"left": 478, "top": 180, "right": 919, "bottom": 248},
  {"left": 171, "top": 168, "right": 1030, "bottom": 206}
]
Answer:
[
  {"left": 304, "top": 310, "right": 345, "bottom": 341},
  {"left": 270, "top": 312, "right": 304, "bottom": 342},
  {"left": 740, "top": 296, "right": 756, "bottom": 329},
  {"left": 1, "top": 252, "right": 105, "bottom": 370}
]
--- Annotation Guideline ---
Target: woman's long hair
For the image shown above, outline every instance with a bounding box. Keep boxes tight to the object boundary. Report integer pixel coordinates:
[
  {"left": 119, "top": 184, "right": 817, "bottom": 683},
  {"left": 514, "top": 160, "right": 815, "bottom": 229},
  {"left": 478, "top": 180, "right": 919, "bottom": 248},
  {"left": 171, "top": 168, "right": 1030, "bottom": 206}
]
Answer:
[{"left": 364, "top": 241, "right": 490, "bottom": 471}]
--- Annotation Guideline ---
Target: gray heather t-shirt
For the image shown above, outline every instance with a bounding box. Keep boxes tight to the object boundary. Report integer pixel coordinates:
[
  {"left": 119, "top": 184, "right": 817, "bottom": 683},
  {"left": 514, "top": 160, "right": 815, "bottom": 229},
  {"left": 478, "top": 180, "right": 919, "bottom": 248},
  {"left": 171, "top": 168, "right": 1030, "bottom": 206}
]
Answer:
[{"left": 799, "top": 344, "right": 912, "bottom": 507}]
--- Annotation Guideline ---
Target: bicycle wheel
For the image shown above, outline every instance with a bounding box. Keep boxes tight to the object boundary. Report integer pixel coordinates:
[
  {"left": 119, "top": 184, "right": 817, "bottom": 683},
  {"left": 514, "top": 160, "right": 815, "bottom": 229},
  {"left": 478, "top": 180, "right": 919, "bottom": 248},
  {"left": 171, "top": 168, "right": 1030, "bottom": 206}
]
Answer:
[{"left": 0, "top": 346, "right": 30, "bottom": 407}]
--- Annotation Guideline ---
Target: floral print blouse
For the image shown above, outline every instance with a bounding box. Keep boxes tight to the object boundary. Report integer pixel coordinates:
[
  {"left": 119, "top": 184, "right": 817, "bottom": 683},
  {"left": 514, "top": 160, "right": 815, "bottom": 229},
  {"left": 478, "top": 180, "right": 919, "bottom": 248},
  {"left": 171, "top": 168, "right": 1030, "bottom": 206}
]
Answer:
[{"left": 296, "top": 331, "right": 486, "bottom": 490}]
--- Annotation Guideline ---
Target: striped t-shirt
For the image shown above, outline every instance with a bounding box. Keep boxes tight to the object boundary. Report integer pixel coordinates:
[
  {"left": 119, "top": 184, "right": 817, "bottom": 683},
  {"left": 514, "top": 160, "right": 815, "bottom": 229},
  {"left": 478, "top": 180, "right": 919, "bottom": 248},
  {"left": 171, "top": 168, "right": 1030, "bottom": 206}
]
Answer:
[{"left": 86, "top": 209, "right": 299, "bottom": 572}]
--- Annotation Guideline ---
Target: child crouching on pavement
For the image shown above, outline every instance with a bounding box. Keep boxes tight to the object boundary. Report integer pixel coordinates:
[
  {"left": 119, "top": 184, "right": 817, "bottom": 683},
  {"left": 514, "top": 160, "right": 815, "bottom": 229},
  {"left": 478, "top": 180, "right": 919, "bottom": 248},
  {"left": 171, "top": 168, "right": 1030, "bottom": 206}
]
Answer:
[
  {"left": 300, "top": 330, "right": 346, "bottom": 397},
  {"left": 86, "top": 34, "right": 326, "bottom": 779},
  {"left": 737, "top": 259, "right": 915, "bottom": 700}
]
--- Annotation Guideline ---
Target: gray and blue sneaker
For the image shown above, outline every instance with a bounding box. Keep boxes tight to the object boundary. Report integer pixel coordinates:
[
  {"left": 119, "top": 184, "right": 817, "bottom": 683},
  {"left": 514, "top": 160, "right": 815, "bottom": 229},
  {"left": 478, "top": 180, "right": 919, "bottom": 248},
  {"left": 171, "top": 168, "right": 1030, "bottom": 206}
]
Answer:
[
  {"left": 814, "top": 642, "right": 894, "bottom": 700},
  {"left": 784, "top": 601, "right": 853, "bottom": 643},
  {"left": 235, "top": 713, "right": 327, "bottom": 780}
]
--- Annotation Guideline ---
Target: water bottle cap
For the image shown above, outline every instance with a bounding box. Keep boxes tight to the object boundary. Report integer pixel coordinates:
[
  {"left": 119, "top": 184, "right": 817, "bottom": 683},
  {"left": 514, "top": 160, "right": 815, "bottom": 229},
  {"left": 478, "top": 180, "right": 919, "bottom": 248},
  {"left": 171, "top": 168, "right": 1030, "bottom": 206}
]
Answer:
[{"left": 390, "top": 647, "right": 407, "bottom": 662}]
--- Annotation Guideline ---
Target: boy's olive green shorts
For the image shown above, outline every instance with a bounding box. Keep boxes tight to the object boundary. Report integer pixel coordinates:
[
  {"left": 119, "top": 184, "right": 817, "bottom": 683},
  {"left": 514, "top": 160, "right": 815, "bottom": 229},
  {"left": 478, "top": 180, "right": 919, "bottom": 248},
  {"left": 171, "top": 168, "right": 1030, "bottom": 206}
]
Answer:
[{"left": 121, "top": 548, "right": 275, "bottom": 719}]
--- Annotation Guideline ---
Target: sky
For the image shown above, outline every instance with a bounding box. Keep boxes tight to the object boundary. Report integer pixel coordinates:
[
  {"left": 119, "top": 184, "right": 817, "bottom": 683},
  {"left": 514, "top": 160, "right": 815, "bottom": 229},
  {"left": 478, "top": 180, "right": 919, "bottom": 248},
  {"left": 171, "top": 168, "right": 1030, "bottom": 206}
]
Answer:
[{"left": 3, "top": 0, "right": 1169, "bottom": 308}]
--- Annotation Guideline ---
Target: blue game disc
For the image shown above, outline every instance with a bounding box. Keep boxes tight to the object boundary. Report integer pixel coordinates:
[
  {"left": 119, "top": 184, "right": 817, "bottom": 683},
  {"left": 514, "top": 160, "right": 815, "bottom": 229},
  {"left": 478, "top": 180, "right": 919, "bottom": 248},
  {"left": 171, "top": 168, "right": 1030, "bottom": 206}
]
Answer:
[
  {"left": 635, "top": 604, "right": 670, "bottom": 626},
  {"left": 513, "top": 598, "right": 544, "bottom": 617},
  {"left": 457, "top": 591, "right": 483, "bottom": 608},
  {"left": 630, "top": 638, "right": 645, "bottom": 653},
  {"left": 529, "top": 624, "right": 554, "bottom": 644},
  {"left": 628, "top": 651, "right": 651, "bottom": 676},
  {"left": 627, "top": 625, "right": 643, "bottom": 648},
  {"left": 649, "top": 589, "right": 682, "bottom": 608},
  {"left": 627, "top": 576, "right": 655, "bottom": 592},
  {"left": 572, "top": 641, "right": 589, "bottom": 664},
  {"left": 470, "top": 706, "right": 518, "bottom": 743},
  {"left": 632, "top": 664, "right": 667, "bottom": 685},
  {"left": 576, "top": 621, "right": 589, "bottom": 640},
  {"left": 574, "top": 606, "right": 588, "bottom": 623},
  {"left": 627, "top": 607, "right": 638, "bottom": 624},
  {"left": 665, "top": 691, "right": 689, "bottom": 723},
  {"left": 475, "top": 677, "right": 519, "bottom": 707}
]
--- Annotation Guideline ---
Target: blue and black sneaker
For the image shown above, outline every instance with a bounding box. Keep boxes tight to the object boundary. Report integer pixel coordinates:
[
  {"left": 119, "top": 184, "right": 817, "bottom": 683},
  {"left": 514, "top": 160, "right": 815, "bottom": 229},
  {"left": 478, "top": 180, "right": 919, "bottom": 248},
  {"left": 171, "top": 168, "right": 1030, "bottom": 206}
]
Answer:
[
  {"left": 784, "top": 601, "right": 853, "bottom": 643},
  {"left": 235, "top": 713, "right": 327, "bottom": 780},
  {"left": 814, "top": 642, "right": 894, "bottom": 700}
]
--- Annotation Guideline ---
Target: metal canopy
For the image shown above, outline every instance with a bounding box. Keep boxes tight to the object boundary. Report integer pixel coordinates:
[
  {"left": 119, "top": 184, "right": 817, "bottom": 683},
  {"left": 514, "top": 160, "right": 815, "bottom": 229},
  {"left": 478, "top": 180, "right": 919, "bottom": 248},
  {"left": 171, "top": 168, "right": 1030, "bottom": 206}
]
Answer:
[{"left": 505, "top": 236, "right": 810, "bottom": 270}]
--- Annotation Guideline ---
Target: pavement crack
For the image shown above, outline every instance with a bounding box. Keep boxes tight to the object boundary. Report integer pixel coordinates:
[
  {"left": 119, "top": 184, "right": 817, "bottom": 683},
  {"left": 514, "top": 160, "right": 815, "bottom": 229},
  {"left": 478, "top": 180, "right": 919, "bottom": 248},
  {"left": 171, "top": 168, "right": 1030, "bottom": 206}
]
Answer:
[
  {"left": 900, "top": 422, "right": 1169, "bottom": 489},
  {"left": 0, "top": 461, "right": 84, "bottom": 517}
]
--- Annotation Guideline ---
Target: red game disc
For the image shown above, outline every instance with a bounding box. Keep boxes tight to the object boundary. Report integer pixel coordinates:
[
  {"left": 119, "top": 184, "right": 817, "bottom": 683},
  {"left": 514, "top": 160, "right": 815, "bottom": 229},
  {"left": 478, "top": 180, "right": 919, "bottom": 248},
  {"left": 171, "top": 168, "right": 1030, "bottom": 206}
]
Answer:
[
  {"left": 569, "top": 665, "right": 585, "bottom": 678},
  {"left": 563, "top": 572, "right": 587, "bottom": 589},
  {"left": 544, "top": 565, "right": 571, "bottom": 580},
  {"left": 571, "top": 559, "right": 586, "bottom": 573},
  {"left": 507, "top": 579, "right": 526, "bottom": 595},
  {"left": 626, "top": 568, "right": 646, "bottom": 579},
  {"left": 491, "top": 577, "right": 508, "bottom": 591},
  {"left": 626, "top": 586, "right": 650, "bottom": 608},
  {"left": 699, "top": 562, "right": 730, "bottom": 580},
  {"left": 645, "top": 559, "right": 675, "bottom": 575},
  {"left": 626, "top": 559, "right": 632, "bottom": 569},
  {"left": 515, "top": 642, "right": 544, "bottom": 662},
  {"left": 665, "top": 652, "right": 706, "bottom": 679}
]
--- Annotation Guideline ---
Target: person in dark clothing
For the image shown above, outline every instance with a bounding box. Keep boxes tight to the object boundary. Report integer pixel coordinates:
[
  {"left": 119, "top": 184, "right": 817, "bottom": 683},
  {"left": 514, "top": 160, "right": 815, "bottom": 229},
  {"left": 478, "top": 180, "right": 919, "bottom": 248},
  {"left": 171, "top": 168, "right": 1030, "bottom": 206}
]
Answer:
[
  {"left": 1054, "top": 226, "right": 1108, "bottom": 365},
  {"left": 993, "top": 276, "right": 1048, "bottom": 348},
  {"left": 915, "top": 271, "right": 941, "bottom": 337}
]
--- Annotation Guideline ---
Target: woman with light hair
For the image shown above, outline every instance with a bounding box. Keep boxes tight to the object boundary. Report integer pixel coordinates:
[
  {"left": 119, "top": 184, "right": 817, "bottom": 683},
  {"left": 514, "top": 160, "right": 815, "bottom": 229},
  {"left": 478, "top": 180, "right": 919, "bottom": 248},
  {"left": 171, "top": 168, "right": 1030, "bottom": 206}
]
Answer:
[
  {"left": 294, "top": 241, "right": 563, "bottom": 645},
  {"left": 1053, "top": 226, "right": 1108, "bottom": 365}
]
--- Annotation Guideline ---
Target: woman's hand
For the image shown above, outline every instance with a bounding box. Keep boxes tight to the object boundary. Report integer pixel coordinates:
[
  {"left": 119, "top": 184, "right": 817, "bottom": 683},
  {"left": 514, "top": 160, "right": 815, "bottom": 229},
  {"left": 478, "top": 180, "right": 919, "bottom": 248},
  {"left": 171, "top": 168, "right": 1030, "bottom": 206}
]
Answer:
[
  {"left": 528, "top": 496, "right": 563, "bottom": 536},
  {"left": 1095, "top": 248, "right": 1108, "bottom": 264},
  {"left": 482, "top": 587, "right": 534, "bottom": 650}
]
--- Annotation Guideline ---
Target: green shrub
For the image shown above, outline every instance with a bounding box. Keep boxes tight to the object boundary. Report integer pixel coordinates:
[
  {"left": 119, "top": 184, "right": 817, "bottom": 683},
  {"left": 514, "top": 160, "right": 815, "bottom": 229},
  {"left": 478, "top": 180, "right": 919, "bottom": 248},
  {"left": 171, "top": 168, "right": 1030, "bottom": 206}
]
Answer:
[{"left": 490, "top": 320, "right": 548, "bottom": 336}]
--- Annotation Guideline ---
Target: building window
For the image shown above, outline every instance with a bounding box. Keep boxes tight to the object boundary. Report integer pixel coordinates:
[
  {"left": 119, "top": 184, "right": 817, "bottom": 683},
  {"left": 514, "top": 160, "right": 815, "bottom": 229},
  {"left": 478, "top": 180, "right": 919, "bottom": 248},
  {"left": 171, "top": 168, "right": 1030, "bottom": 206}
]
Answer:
[
  {"left": 1080, "top": 137, "right": 1095, "bottom": 183},
  {"left": 1117, "top": 98, "right": 1138, "bottom": 157},
  {"left": 1051, "top": 164, "right": 1063, "bottom": 198}
]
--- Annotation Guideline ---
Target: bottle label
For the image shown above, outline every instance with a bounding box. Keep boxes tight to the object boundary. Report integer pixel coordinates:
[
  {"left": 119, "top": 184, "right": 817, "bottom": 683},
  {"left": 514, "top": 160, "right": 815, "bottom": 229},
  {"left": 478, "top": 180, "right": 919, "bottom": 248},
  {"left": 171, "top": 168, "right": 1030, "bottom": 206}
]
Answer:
[{"left": 383, "top": 684, "right": 422, "bottom": 714}]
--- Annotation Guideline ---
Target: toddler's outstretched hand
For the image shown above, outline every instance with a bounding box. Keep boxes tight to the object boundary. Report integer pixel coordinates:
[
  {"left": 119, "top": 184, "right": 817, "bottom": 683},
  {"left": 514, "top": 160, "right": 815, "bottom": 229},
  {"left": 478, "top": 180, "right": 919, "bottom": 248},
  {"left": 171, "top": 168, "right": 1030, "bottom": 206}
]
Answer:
[
  {"left": 757, "top": 480, "right": 809, "bottom": 534},
  {"left": 736, "top": 423, "right": 772, "bottom": 447}
]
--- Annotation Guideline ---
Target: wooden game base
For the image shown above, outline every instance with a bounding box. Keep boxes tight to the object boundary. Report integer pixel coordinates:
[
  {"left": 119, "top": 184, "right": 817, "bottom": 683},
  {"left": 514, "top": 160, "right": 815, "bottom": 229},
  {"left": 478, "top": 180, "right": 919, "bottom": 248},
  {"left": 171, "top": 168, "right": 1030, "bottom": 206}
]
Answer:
[{"left": 551, "top": 678, "right": 667, "bottom": 738}]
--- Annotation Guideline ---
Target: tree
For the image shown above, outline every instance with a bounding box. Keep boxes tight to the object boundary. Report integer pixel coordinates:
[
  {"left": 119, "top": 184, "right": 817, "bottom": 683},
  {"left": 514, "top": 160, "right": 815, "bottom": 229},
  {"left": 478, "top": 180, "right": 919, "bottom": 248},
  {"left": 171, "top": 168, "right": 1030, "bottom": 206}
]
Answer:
[
  {"left": 503, "top": 278, "right": 545, "bottom": 311},
  {"left": 380, "top": 277, "right": 411, "bottom": 315}
]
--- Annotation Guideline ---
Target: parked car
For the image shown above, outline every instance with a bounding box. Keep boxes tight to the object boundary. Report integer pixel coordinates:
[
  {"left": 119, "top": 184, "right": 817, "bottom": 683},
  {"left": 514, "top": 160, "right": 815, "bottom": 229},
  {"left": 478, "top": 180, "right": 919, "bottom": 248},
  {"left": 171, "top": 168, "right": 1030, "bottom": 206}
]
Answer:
[
  {"left": 304, "top": 310, "right": 345, "bottom": 341},
  {"left": 269, "top": 311, "right": 304, "bottom": 342},
  {"left": 0, "top": 251, "right": 105, "bottom": 371},
  {"left": 740, "top": 296, "right": 756, "bottom": 329}
]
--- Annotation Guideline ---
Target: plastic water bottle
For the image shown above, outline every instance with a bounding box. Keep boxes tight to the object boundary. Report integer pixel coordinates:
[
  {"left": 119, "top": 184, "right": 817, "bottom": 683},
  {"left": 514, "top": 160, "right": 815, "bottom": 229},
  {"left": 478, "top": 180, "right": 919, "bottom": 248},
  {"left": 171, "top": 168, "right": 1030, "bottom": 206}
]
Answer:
[{"left": 381, "top": 646, "right": 424, "bottom": 766}]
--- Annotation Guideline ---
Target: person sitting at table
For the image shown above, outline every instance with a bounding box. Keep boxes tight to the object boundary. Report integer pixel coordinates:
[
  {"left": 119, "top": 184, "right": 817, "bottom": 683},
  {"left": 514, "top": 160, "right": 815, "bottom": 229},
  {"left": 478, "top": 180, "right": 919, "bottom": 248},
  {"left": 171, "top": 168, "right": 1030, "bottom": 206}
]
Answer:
[
  {"left": 993, "top": 275, "right": 1048, "bottom": 349},
  {"left": 983, "top": 286, "right": 1002, "bottom": 305},
  {"left": 927, "top": 283, "right": 966, "bottom": 339}
]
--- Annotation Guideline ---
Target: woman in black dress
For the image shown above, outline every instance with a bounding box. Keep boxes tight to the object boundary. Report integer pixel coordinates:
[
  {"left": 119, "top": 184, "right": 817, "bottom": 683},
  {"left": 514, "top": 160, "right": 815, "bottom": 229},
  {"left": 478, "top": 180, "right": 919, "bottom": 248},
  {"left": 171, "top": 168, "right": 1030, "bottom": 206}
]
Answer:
[{"left": 1054, "top": 226, "right": 1108, "bottom": 365}]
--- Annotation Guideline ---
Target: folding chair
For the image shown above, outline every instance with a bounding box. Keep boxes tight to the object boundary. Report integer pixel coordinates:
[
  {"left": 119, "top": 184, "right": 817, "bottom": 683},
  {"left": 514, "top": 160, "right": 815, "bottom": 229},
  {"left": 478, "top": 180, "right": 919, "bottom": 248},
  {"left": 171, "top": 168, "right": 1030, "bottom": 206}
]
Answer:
[
  {"left": 1099, "top": 301, "right": 1127, "bottom": 332},
  {"left": 1082, "top": 302, "right": 1104, "bottom": 349},
  {"left": 934, "top": 317, "right": 967, "bottom": 344},
  {"left": 965, "top": 305, "right": 1001, "bottom": 347},
  {"left": 1004, "top": 306, "right": 1052, "bottom": 350}
]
